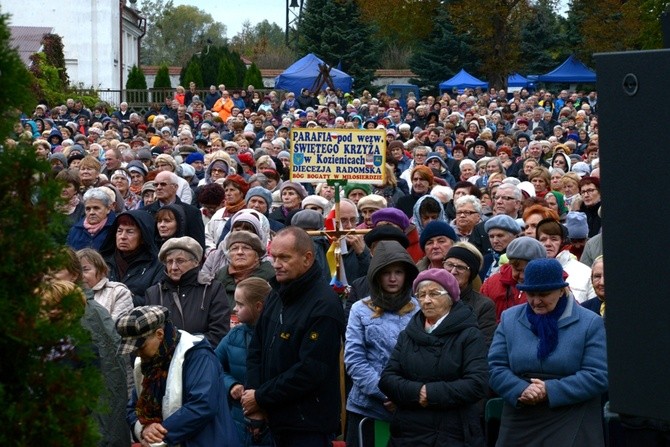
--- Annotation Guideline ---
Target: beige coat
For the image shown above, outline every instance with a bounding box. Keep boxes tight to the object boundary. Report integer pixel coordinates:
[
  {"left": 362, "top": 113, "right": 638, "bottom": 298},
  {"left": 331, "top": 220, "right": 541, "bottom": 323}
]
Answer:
[{"left": 91, "top": 278, "right": 134, "bottom": 320}]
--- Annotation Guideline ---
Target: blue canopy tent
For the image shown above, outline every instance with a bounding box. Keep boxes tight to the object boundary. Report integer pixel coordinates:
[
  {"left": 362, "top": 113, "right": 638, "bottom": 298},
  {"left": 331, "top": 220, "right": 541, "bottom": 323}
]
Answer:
[
  {"left": 537, "top": 55, "right": 596, "bottom": 83},
  {"left": 274, "top": 53, "right": 353, "bottom": 94},
  {"left": 439, "top": 69, "right": 488, "bottom": 93},
  {"left": 507, "top": 72, "right": 530, "bottom": 88}
]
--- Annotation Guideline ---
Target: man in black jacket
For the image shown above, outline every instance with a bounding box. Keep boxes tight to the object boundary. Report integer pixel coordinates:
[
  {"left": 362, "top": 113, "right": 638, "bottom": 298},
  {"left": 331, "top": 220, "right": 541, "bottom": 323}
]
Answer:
[{"left": 242, "top": 227, "right": 345, "bottom": 447}]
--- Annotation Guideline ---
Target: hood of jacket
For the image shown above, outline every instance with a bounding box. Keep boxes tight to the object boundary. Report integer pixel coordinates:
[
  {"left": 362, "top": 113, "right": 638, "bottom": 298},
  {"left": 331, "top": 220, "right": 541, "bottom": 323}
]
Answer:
[
  {"left": 412, "top": 195, "right": 446, "bottom": 234},
  {"left": 100, "top": 209, "right": 158, "bottom": 258},
  {"left": 366, "top": 240, "right": 418, "bottom": 291},
  {"left": 551, "top": 152, "right": 571, "bottom": 172},
  {"left": 405, "top": 300, "right": 478, "bottom": 345},
  {"left": 158, "top": 204, "right": 187, "bottom": 240}
]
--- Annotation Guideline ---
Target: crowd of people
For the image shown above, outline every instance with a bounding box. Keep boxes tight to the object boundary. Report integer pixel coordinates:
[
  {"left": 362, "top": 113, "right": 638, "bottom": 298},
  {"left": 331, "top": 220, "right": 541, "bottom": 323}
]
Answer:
[{"left": 19, "top": 82, "right": 643, "bottom": 446}]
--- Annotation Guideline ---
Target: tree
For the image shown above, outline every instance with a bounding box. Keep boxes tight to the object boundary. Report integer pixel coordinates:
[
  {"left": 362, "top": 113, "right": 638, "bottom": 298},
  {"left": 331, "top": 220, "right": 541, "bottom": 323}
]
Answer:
[
  {"left": 567, "top": 0, "right": 645, "bottom": 65},
  {"left": 138, "top": 0, "right": 227, "bottom": 66},
  {"left": 299, "top": 0, "right": 381, "bottom": 92},
  {"left": 181, "top": 59, "right": 204, "bottom": 88},
  {"left": 41, "top": 33, "right": 69, "bottom": 88},
  {"left": 519, "top": 0, "right": 566, "bottom": 75},
  {"left": 448, "top": 0, "right": 531, "bottom": 89},
  {"left": 153, "top": 63, "right": 172, "bottom": 89},
  {"left": 243, "top": 63, "right": 264, "bottom": 89},
  {"left": 0, "top": 13, "right": 103, "bottom": 446},
  {"left": 126, "top": 65, "right": 148, "bottom": 103},
  {"left": 356, "top": 0, "right": 442, "bottom": 47},
  {"left": 409, "top": 5, "right": 478, "bottom": 93}
]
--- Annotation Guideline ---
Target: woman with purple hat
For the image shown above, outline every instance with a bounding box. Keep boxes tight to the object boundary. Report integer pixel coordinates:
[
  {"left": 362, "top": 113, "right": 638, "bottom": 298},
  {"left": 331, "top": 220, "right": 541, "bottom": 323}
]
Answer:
[
  {"left": 379, "top": 269, "right": 488, "bottom": 446},
  {"left": 488, "top": 258, "right": 608, "bottom": 446}
]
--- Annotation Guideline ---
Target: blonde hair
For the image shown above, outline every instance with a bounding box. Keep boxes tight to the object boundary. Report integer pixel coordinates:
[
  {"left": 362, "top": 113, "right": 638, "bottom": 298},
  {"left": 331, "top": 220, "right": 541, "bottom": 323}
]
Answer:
[{"left": 236, "top": 277, "right": 271, "bottom": 305}]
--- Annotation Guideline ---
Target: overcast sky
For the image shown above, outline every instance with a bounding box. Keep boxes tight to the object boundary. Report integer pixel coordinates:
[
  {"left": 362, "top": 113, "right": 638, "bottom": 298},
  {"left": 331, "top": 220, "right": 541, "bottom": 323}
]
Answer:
[{"left": 171, "top": 0, "right": 287, "bottom": 38}]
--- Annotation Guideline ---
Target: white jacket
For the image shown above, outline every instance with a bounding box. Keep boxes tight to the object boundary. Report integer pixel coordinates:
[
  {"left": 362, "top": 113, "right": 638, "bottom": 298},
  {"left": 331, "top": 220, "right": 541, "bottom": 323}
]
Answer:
[{"left": 556, "top": 250, "right": 595, "bottom": 303}]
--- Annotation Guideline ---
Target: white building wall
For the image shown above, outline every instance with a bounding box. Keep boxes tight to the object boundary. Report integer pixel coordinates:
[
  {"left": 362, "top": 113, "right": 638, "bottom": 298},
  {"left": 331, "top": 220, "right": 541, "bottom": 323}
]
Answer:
[{"left": 4, "top": 0, "right": 141, "bottom": 90}]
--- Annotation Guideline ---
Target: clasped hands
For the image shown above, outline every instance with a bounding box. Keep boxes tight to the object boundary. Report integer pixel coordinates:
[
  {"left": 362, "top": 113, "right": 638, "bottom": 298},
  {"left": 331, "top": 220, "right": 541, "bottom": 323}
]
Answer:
[{"left": 518, "top": 378, "right": 547, "bottom": 405}]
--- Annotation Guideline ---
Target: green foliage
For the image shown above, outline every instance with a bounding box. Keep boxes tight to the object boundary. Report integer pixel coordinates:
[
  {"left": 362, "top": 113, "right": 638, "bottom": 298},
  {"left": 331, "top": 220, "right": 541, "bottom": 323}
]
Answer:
[
  {"left": 243, "top": 63, "right": 264, "bottom": 89},
  {"left": 126, "top": 65, "right": 148, "bottom": 103},
  {"left": 519, "top": 0, "right": 566, "bottom": 74},
  {"left": 41, "top": 33, "right": 69, "bottom": 87},
  {"left": 181, "top": 59, "right": 204, "bottom": 88},
  {"left": 153, "top": 64, "right": 172, "bottom": 89},
  {"left": 299, "top": 0, "right": 381, "bottom": 92},
  {"left": 409, "top": 5, "right": 478, "bottom": 94},
  {"left": 139, "top": 0, "right": 227, "bottom": 66},
  {"left": 216, "top": 57, "right": 236, "bottom": 88},
  {"left": 0, "top": 17, "right": 103, "bottom": 445}
]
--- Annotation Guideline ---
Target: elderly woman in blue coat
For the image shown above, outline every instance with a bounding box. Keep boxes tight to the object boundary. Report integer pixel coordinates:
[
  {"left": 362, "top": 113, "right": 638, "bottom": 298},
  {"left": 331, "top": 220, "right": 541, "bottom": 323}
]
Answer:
[{"left": 488, "top": 258, "right": 608, "bottom": 447}]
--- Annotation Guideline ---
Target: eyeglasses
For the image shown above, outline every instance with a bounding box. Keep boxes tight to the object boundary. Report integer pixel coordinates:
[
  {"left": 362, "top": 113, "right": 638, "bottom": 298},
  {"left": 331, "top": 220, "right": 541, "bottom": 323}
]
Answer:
[
  {"left": 443, "top": 261, "right": 470, "bottom": 274},
  {"left": 417, "top": 289, "right": 450, "bottom": 301},
  {"left": 581, "top": 188, "right": 598, "bottom": 195},
  {"left": 456, "top": 210, "right": 479, "bottom": 217},
  {"left": 493, "top": 195, "right": 516, "bottom": 201},
  {"left": 155, "top": 182, "right": 174, "bottom": 188},
  {"left": 165, "top": 258, "right": 195, "bottom": 267}
]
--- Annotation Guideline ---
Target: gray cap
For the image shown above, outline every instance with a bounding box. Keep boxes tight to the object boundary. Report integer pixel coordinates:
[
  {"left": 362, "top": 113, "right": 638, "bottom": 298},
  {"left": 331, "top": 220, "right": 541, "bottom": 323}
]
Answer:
[{"left": 506, "top": 236, "right": 547, "bottom": 261}]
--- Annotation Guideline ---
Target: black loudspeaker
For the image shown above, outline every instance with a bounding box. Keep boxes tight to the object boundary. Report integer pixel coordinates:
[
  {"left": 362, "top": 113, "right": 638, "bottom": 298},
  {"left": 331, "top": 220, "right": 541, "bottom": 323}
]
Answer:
[{"left": 595, "top": 49, "right": 670, "bottom": 422}]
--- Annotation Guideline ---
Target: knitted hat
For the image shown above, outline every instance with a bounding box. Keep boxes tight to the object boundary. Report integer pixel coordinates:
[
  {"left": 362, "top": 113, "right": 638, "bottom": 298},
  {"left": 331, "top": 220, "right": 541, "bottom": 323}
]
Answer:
[
  {"left": 141, "top": 181, "right": 156, "bottom": 194},
  {"left": 49, "top": 152, "right": 68, "bottom": 168},
  {"left": 419, "top": 221, "right": 457, "bottom": 251},
  {"left": 155, "top": 154, "right": 177, "bottom": 171},
  {"left": 291, "top": 209, "right": 324, "bottom": 230},
  {"left": 138, "top": 148, "right": 152, "bottom": 161},
  {"left": 185, "top": 152, "right": 204, "bottom": 164},
  {"left": 564, "top": 211, "right": 588, "bottom": 240},
  {"left": 445, "top": 245, "right": 482, "bottom": 283},
  {"left": 302, "top": 195, "right": 330, "bottom": 212},
  {"left": 245, "top": 186, "right": 273, "bottom": 209},
  {"left": 572, "top": 162, "right": 591, "bottom": 178},
  {"left": 224, "top": 174, "right": 250, "bottom": 196},
  {"left": 413, "top": 268, "right": 460, "bottom": 302},
  {"left": 371, "top": 208, "right": 410, "bottom": 231},
  {"left": 357, "top": 194, "right": 387, "bottom": 211},
  {"left": 344, "top": 182, "right": 371, "bottom": 198},
  {"left": 116, "top": 306, "right": 169, "bottom": 355},
  {"left": 127, "top": 160, "right": 148, "bottom": 177},
  {"left": 506, "top": 236, "right": 547, "bottom": 261},
  {"left": 110, "top": 169, "right": 131, "bottom": 184},
  {"left": 363, "top": 225, "right": 410, "bottom": 249},
  {"left": 180, "top": 163, "right": 196, "bottom": 178},
  {"left": 517, "top": 258, "right": 569, "bottom": 292},
  {"left": 277, "top": 150, "right": 290, "bottom": 159},
  {"left": 158, "top": 236, "right": 203, "bottom": 263},
  {"left": 484, "top": 214, "right": 521, "bottom": 235},
  {"left": 280, "top": 181, "right": 308, "bottom": 199},
  {"left": 226, "top": 230, "right": 265, "bottom": 257},
  {"left": 237, "top": 152, "right": 255, "bottom": 167},
  {"left": 230, "top": 210, "right": 262, "bottom": 236}
]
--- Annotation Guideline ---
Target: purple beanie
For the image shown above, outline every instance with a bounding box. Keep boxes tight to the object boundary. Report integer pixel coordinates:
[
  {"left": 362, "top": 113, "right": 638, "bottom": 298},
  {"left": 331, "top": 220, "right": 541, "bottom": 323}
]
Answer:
[
  {"left": 371, "top": 207, "right": 410, "bottom": 231},
  {"left": 412, "top": 268, "right": 460, "bottom": 302}
]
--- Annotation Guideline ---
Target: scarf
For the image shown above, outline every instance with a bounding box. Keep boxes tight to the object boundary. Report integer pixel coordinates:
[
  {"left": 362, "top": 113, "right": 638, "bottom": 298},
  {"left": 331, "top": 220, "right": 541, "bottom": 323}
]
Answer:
[
  {"left": 136, "top": 321, "right": 181, "bottom": 425},
  {"left": 525, "top": 295, "right": 568, "bottom": 360},
  {"left": 129, "top": 184, "right": 142, "bottom": 195},
  {"left": 114, "top": 247, "right": 142, "bottom": 280},
  {"left": 370, "top": 286, "right": 412, "bottom": 314},
  {"left": 58, "top": 195, "right": 80, "bottom": 215},
  {"left": 224, "top": 199, "right": 246, "bottom": 217},
  {"left": 83, "top": 216, "right": 108, "bottom": 236}
]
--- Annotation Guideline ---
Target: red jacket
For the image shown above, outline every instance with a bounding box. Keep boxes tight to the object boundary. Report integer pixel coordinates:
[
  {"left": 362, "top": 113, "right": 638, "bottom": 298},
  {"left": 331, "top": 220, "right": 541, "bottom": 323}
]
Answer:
[{"left": 480, "top": 263, "right": 526, "bottom": 323}]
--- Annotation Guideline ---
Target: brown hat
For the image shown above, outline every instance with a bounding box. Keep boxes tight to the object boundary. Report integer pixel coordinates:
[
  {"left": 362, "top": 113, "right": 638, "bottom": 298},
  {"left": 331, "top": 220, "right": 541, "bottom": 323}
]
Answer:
[
  {"left": 158, "top": 236, "right": 203, "bottom": 263},
  {"left": 226, "top": 230, "right": 265, "bottom": 257}
]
